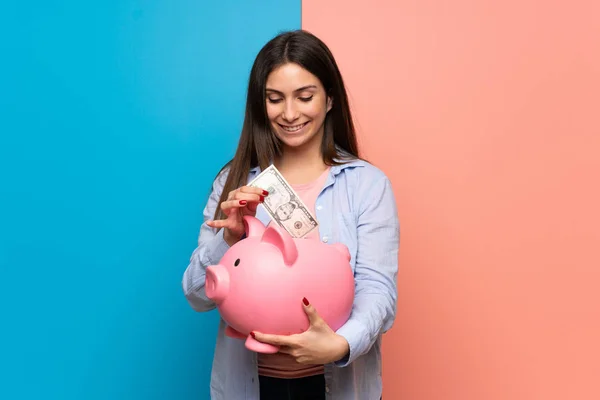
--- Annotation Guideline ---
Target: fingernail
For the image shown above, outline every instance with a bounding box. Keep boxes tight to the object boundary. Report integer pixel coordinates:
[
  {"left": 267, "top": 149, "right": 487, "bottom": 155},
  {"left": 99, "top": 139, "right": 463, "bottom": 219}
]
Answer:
[
  {"left": 239, "top": 200, "right": 247, "bottom": 205},
  {"left": 259, "top": 196, "right": 265, "bottom": 202},
  {"left": 302, "top": 297, "right": 309, "bottom": 306},
  {"left": 250, "top": 331, "right": 256, "bottom": 338},
  {"left": 262, "top": 190, "right": 269, "bottom": 195}
]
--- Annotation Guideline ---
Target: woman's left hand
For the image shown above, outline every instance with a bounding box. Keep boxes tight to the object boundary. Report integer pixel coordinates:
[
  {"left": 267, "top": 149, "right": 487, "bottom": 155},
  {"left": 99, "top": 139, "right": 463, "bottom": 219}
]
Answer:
[{"left": 251, "top": 298, "right": 350, "bottom": 365}]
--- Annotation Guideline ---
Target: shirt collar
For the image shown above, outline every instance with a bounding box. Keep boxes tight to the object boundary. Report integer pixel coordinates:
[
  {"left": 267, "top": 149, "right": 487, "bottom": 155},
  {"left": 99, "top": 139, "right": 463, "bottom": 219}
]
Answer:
[{"left": 248, "top": 147, "right": 365, "bottom": 177}]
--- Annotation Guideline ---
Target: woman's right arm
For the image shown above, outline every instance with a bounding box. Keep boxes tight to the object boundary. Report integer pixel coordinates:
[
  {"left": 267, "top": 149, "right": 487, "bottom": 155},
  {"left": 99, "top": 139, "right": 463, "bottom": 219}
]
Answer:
[{"left": 181, "top": 170, "right": 230, "bottom": 312}]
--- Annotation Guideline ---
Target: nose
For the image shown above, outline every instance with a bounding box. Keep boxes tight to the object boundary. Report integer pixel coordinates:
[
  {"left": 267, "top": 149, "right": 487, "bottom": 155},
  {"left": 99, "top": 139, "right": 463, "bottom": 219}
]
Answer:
[
  {"left": 282, "top": 101, "right": 299, "bottom": 122},
  {"left": 205, "top": 265, "right": 230, "bottom": 304}
]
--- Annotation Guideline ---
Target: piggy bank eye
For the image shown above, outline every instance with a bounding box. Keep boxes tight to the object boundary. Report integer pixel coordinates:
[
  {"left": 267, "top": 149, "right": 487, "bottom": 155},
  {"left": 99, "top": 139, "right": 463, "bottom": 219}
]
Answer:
[{"left": 234, "top": 258, "right": 240, "bottom": 267}]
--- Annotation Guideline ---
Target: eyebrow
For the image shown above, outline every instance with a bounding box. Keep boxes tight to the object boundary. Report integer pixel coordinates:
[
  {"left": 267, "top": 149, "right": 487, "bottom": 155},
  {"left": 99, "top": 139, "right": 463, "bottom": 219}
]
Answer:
[{"left": 265, "top": 85, "right": 318, "bottom": 94}]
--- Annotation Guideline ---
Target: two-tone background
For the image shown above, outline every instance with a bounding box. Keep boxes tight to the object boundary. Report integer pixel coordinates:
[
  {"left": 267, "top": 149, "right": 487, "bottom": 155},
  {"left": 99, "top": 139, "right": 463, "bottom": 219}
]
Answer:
[{"left": 1, "top": 1, "right": 598, "bottom": 399}]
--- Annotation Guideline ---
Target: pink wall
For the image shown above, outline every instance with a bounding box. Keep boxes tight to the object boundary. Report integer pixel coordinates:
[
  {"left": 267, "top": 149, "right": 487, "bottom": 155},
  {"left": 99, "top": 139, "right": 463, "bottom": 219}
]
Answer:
[{"left": 303, "top": 1, "right": 600, "bottom": 399}]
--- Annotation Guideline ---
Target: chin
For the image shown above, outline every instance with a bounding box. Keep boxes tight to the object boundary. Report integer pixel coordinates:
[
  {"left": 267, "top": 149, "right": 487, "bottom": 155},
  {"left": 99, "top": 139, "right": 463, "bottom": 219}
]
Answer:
[
  {"left": 277, "top": 132, "right": 315, "bottom": 149},
  {"left": 281, "top": 138, "right": 309, "bottom": 149},
  {"left": 271, "top": 121, "right": 324, "bottom": 150}
]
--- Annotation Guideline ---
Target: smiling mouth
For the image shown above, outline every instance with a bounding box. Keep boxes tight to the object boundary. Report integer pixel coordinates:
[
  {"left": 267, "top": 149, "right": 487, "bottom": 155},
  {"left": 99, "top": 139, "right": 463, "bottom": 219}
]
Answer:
[{"left": 279, "top": 122, "right": 309, "bottom": 133}]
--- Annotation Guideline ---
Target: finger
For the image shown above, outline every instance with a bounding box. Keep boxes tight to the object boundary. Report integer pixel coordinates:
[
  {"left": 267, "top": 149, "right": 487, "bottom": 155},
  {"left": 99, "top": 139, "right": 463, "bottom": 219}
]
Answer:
[
  {"left": 251, "top": 331, "right": 296, "bottom": 347},
  {"left": 244, "top": 201, "right": 259, "bottom": 213},
  {"left": 295, "top": 355, "right": 312, "bottom": 365},
  {"left": 220, "top": 199, "right": 251, "bottom": 213},
  {"left": 301, "top": 297, "right": 322, "bottom": 327},
  {"left": 206, "top": 219, "right": 233, "bottom": 230},
  {"left": 232, "top": 190, "right": 265, "bottom": 204},
  {"left": 226, "top": 188, "right": 239, "bottom": 201},
  {"left": 239, "top": 186, "right": 269, "bottom": 196}
]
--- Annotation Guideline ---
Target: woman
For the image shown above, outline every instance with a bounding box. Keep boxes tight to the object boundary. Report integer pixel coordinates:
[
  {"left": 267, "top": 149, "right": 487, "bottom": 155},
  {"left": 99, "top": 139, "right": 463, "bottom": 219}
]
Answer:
[{"left": 182, "top": 30, "right": 400, "bottom": 400}]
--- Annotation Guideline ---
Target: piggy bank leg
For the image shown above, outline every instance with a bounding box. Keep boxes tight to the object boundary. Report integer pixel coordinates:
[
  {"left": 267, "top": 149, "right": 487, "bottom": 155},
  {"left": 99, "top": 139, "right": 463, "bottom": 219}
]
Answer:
[
  {"left": 225, "top": 325, "right": 247, "bottom": 340},
  {"left": 245, "top": 335, "right": 279, "bottom": 354}
]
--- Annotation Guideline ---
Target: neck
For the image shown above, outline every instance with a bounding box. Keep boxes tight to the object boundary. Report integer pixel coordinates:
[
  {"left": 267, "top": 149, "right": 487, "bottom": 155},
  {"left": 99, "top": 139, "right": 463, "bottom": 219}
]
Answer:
[{"left": 274, "top": 138, "right": 327, "bottom": 184}]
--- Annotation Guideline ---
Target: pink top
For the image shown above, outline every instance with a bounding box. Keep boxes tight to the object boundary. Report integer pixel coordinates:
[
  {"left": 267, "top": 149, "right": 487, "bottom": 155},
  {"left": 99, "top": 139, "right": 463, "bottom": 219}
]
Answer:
[{"left": 257, "top": 167, "right": 330, "bottom": 379}]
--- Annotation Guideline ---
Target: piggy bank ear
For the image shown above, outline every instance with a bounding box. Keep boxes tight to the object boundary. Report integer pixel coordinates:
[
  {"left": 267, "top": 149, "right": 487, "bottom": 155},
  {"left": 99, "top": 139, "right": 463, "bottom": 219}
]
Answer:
[
  {"left": 331, "top": 243, "right": 351, "bottom": 262},
  {"left": 261, "top": 224, "right": 298, "bottom": 266},
  {"left": 243, "top": 216, "right": 266, "bottom": 238}
]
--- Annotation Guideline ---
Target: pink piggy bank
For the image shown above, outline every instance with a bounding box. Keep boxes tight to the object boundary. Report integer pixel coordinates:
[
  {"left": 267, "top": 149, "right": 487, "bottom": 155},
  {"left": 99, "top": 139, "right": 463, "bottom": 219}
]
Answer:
[{"left": 205, "top": 215, "right": 354, "bottom": 354}]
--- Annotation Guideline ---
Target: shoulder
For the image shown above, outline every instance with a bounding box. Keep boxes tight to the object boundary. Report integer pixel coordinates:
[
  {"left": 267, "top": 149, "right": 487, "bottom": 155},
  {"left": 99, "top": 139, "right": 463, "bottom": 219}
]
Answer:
[
  {"left": 332, "top": 158, "right": 392, "bottom": 186},
  {"left": 332, "top": 158, "right": 397, "bottom": 212},
  {"left": 209, "top": 163, "right": 232, "bottom": 195},
  {"left": 216, "top": 165, "right": 231, "bottom": 183},
  {"left": 210, "top": 162, "right": 261, "bottom": 193}
]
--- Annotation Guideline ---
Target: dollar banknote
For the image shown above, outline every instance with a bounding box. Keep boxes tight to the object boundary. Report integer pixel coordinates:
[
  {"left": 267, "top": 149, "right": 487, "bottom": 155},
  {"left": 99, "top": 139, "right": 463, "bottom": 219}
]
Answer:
[{"left": 248, "top": 165, "right": 318, "bottom": 238}]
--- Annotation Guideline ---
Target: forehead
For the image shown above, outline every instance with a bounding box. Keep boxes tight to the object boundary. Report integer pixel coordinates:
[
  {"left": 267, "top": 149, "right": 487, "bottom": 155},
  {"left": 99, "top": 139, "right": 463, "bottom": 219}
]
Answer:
[{"left": 266, "top": 63, "right": 322, "bottom": 91}]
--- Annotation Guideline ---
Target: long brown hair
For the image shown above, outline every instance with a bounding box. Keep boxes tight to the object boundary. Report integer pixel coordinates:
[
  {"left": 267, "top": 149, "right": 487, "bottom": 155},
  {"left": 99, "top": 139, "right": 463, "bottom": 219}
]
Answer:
[{"left": 213, "top": 30, "right": 360, "bottom": 220}]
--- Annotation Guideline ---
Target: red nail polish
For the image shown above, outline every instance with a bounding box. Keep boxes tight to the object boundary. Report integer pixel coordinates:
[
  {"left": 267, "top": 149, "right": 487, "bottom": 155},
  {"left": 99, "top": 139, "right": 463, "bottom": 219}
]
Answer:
[
  {"left": 259, "top": 195, "right": 265, "bottom": 202},
  {"left": 302, "top": 297, "right": 309, "bottom": 306},
  {"left": 239, "top": 200, "right": 247, "bottom": 205},
  {"left": 262, "top": 190, "right": 269, "bottom": 195},
  {"left": 250, "top": 331, "right": 256, "bottom": 338}
]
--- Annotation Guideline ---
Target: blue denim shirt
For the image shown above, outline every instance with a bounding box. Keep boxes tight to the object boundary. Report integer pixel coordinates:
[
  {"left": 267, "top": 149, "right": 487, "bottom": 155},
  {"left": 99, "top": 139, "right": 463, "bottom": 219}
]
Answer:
[{"left": 182, "top": 158, "right": 400, "bottom": 400}]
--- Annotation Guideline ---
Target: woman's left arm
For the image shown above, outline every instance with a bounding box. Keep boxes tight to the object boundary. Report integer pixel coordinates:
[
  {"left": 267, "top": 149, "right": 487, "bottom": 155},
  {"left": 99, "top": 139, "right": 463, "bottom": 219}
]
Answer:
[{"left": 334, "top": 174, "right": 400, "bottom": 367}]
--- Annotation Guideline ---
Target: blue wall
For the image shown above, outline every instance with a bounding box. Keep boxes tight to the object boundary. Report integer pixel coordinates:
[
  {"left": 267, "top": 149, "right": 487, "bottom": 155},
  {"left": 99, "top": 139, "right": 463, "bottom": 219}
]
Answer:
[{"left": 0, "top": 2, "right": 299, "bottom": 399}]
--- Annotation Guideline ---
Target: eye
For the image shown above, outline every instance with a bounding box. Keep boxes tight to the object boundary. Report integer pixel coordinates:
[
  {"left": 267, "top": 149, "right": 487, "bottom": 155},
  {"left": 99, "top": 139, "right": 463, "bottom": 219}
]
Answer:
[
  {"left": 267, "top": 97, "right": 282, "bottom": 104},
  {"left": 234, "top": 258, "right": 240, "bottom": 267},
  {"left": 299, "top": 95, "right": 313, "bottom": 102}
]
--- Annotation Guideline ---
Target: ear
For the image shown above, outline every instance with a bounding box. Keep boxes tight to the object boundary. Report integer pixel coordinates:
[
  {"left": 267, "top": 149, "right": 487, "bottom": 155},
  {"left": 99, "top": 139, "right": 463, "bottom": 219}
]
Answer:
[
  {"left": 326, "top": 96, "right": 333, "bottom": 113},
  {"left": 261, "top": 224, "right": 298, "bottom": 266},
  {"left": 331, "top": 243, "right": 351, "bottom": 262},
  {"left": 243, "top": 216, "right": 266, "bottom": 238}
]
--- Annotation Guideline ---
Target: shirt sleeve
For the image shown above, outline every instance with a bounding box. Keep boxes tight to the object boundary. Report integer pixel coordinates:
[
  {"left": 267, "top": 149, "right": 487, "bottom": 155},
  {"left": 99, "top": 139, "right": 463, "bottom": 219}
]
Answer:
[
  {"left": 182, "top": 169, "right": 231, "bottom": 312},
  {"left": 334, "top": 175, "right": 400, "bottom": 366}
]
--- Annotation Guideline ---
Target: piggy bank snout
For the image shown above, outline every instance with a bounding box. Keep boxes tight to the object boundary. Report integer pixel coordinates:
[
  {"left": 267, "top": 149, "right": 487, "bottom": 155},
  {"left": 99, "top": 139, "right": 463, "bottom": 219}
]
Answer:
[{"left": 205, "top": 265, "right": 229, "bottom": 304}]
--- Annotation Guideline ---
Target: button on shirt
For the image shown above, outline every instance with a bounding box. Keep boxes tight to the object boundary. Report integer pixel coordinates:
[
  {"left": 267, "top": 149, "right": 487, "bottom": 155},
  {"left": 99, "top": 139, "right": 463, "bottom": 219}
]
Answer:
[{"left": 182, "top": 157, "right": 400, "bottom": 400}]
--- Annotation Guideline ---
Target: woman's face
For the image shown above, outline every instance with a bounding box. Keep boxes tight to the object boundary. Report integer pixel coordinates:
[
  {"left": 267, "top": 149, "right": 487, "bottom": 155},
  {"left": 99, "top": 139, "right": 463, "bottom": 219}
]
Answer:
[{"left": 265, "top": 62, "right": 332, "bottom": 151}]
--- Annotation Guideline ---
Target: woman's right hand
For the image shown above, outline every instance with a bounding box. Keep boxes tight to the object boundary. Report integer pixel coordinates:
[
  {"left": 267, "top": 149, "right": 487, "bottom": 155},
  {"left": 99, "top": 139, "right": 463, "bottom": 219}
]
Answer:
[{"left": 206, "top": 186, "right": 268, "bottom": 246}]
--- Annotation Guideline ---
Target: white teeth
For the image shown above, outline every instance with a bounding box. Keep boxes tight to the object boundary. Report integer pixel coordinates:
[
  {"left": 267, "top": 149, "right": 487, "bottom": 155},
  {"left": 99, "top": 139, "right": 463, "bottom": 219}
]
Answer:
[{"left": 281, "top": 122, "right": 307, "bottom": 132}]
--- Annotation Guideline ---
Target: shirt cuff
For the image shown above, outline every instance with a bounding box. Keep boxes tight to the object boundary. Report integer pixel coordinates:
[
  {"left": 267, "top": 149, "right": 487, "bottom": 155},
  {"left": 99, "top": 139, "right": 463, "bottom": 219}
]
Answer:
[{"left": 334, "top": 318, "right": 370, "bottom": 367}]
